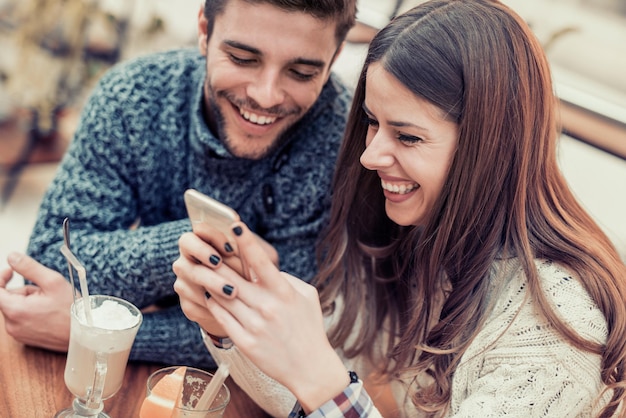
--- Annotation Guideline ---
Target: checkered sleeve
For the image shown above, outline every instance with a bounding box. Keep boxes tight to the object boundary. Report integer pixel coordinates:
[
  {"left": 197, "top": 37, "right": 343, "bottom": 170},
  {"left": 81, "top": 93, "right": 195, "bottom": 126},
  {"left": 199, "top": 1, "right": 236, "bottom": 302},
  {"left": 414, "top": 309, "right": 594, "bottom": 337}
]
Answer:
[{"left": 288, "top": 378, "right": 382, "bottom": 417}]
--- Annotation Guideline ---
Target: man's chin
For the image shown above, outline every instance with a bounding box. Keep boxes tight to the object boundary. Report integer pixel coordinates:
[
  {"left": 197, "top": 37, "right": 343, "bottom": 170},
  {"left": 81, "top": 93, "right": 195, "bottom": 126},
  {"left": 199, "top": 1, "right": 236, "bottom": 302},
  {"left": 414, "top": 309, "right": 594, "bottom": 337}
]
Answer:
[
  {"left": 223, "top": 127, "right": 291, "bottom": 159},
  {"left": 224, "top": 139, "right": 275, "bottom": 160}
]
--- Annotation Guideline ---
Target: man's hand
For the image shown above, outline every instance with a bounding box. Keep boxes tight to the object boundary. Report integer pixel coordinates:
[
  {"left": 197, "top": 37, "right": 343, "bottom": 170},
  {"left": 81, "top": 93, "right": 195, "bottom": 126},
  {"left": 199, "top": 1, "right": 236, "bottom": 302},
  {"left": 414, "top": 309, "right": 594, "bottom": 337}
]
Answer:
[{"left": 0, "top": 253, "right": 73, "bottom": 352}]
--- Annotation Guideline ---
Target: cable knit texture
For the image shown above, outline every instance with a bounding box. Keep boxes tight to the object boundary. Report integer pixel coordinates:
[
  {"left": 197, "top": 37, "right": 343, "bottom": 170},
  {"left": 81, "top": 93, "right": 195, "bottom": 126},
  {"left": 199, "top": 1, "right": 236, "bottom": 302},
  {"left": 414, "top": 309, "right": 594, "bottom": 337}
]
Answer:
[
  {"left": 206, "top": 259, "right": 614, "bottom": 417},
  {"left": 26, "top": 48, "right": 352, "bottom": 368}
]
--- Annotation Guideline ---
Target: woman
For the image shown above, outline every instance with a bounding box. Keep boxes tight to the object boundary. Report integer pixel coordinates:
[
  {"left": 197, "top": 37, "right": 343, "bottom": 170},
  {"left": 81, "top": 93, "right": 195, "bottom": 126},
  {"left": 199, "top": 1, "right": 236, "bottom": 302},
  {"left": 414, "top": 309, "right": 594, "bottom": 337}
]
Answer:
[{"left": 173, "top": 0, "right": 626, "bottom": 416}]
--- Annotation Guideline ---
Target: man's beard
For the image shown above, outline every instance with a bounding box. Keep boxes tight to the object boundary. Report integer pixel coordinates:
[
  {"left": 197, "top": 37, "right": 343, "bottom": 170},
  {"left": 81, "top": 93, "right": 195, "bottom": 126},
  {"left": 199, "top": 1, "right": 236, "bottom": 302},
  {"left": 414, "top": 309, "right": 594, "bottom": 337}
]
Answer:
[{"left": 205, "top": 86, "right": 302, "bottom": 160}]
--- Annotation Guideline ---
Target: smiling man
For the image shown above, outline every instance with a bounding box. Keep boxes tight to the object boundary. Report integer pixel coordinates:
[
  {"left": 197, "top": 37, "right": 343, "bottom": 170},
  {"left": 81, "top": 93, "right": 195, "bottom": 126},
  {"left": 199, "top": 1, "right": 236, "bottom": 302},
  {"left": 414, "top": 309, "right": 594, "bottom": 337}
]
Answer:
[
  {"left": 0, "top": 0, "right": 356, "bottom": 368},
  {"left": 200, "top": 0, "right": 345, "bottom": 159}
]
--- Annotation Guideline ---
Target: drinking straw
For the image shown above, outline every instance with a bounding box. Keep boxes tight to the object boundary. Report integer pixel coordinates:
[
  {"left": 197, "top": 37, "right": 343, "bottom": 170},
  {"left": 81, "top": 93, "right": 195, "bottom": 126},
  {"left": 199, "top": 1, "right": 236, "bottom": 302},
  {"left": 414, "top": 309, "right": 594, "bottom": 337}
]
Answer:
[
  {"left": 60, "top": 244, "right": 93, "bottom": 325},
  {"left": 62, "top": 218, "right": 77, "bottom": 306},
  {"left": 195, "top": 362, "right": 230, "bottom": 411}
]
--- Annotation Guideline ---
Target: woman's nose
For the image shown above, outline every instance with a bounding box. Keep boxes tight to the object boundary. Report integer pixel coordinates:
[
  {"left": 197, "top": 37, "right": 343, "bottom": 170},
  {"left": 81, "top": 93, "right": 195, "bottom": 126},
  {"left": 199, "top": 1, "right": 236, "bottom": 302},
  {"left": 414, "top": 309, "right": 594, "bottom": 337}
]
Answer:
[{"left": 360, "top": 132, "right": 394, "bottom": 170}]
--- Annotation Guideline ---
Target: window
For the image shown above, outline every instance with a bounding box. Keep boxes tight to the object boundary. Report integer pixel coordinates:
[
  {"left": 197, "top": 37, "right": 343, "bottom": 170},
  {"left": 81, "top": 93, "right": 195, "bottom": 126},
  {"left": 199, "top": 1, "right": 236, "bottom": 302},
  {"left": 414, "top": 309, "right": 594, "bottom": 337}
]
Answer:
[{"left": 504, "top": 0, "right": 626, "bottom": 159}]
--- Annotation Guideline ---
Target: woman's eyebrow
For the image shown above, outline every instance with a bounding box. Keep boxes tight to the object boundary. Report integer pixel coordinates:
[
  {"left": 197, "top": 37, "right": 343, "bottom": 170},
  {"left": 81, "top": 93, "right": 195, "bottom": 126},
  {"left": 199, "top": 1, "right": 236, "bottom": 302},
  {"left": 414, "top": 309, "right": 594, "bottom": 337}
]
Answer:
[{"left": 363, "top": 102, "right": 431, "bottom": 132}]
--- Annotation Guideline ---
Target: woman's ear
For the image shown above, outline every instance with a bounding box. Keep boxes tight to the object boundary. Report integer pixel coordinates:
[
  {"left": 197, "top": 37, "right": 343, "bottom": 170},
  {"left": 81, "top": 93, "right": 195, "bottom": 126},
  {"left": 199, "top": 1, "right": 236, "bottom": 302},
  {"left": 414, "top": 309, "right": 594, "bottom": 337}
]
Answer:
[{"left": 197, "top": 5, "right": 209, "bottom": 56}]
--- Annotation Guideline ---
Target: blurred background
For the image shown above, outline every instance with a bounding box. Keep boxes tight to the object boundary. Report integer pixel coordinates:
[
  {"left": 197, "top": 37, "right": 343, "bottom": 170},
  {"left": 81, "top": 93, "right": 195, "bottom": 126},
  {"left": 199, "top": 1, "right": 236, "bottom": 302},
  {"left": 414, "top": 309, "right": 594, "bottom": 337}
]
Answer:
[{"left": 0, "top": 0, "right": 624, "bottom": 288}]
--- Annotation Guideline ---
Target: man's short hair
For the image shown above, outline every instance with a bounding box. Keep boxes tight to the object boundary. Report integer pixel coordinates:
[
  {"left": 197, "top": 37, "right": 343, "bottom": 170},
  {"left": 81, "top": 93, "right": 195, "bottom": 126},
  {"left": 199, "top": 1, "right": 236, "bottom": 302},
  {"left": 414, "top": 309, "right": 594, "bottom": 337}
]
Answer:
[{"left": 203, "top": 0, "right": 357, "bottom": 47}]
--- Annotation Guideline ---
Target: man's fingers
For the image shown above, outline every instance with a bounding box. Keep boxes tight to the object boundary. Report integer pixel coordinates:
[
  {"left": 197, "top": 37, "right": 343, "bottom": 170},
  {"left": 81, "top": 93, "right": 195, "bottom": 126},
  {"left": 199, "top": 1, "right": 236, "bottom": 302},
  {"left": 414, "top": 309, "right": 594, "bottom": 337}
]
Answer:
[
  {"left": 6, "top": 252, "right": 65, "bottom": 289},
  {"left": 0, "top": 266, "right": 14, "bottom": 288}
]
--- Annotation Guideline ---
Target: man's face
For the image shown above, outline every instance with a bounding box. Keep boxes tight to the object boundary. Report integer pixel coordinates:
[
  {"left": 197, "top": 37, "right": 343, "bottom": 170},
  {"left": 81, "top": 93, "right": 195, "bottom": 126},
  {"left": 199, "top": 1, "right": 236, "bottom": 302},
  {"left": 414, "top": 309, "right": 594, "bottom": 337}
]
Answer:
[{"left": 197, "top": 0, "right": 341, "bottom": 159}]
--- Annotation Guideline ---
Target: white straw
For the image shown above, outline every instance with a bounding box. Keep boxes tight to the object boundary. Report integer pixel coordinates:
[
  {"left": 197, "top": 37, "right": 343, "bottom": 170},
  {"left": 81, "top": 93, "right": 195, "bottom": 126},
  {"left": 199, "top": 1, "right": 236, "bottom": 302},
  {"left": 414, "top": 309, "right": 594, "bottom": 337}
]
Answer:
[
  {"left": 60, "top": 244, "right": 93, "bottom": 325},
  {"left": 195, "top": 362, "right": 230, "bottom": 411}
]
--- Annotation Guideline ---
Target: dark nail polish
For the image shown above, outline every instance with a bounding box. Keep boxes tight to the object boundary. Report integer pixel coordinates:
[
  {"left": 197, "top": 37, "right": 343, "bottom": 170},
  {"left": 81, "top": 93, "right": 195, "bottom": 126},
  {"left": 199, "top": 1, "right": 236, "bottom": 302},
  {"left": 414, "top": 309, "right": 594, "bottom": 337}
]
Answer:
[
  {"left": 209, "top": 254, "right": 220, "bottom": 266},
  {"left": 205, "top": 291, "right": 211, "bottom": 299},
  {"left": 224, "top": 242, "right": 233, "bottom": 253},
  {"left": 222, "top": 284, "right": 234, "bottom": 296},
  {"left": 233, "top": 226, "right": 243, "bottom": 236}
]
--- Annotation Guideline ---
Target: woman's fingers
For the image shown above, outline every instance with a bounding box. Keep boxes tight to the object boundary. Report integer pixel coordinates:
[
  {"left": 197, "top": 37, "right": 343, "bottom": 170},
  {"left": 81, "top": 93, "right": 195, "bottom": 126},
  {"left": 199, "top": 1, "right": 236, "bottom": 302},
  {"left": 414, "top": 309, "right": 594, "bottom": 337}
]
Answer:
[
  {"left": 193, "top": 222, "right": 239, "bottom": 258},
  {"left": 174, "top": 237, "right": 240, "bottom": 299},
  {"left": 203, "top": 294, "right": 255, "bottom": 345},
  {"left": 174, "top": 241, "right": 237, "bottom": 336},
  {"left": 231, "top": 222, "right": 284, "bottom": 288},
  {"left": 174, "top": 231, "right": 244, "bottom": 316},
  {"left": 177, "top": 232, "right": 225, "bottom": 268},
  {"left": 177, "top": 230, "right": 248, "bottom": 280}
]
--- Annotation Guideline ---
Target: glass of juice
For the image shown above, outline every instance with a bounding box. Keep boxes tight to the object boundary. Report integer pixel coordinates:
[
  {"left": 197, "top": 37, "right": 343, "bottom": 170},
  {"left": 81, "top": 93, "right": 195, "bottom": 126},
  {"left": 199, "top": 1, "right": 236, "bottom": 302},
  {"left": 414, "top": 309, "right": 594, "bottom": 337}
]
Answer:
[{"left": 141, "top": 366, "right": 231, "bottom": 417}]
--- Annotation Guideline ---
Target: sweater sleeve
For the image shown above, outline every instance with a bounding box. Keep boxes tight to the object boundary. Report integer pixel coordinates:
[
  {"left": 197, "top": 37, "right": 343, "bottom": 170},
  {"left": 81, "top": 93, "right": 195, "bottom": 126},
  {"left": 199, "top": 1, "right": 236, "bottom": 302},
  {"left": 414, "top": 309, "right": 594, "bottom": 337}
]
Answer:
[
  {"left": 25, "top": 62, "right": 210, "bottom": 366},
  {"left": 26, "top": 67, "right": 188, "bottom": 309},
  {"left": 130, "top": 306, "right": 216, "bottom": 368},
  {"left": 202, "top": 324, "right": 384, "bottom": 418},
  {"left": 201, "top": 329, "right": 297, "bottom": 418}
]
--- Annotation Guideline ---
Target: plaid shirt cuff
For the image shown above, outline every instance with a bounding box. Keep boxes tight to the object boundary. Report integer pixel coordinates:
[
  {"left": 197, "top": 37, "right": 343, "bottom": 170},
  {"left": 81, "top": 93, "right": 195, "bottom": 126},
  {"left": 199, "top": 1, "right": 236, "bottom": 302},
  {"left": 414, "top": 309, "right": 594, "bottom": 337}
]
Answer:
[{"left": 288, "top": 375, "right": 375, "bottom": 417}]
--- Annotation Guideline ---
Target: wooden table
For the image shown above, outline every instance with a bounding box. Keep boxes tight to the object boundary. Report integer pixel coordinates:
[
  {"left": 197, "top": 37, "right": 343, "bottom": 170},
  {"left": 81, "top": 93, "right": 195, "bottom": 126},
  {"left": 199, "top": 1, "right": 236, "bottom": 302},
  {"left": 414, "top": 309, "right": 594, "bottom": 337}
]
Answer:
[{"left": 0, "top": 313, "right": 270, "bottom": 417}]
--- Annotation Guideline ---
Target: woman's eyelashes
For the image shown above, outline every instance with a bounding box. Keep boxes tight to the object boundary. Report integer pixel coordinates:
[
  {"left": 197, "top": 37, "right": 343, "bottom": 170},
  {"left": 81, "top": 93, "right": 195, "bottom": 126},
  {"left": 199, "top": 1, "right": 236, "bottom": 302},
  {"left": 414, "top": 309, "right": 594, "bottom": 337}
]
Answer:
[
  {"left": 397, "top": 133, "right": 423, "bottom": 144},
  {"left": 363, "top": 114, "right": 422, "bottom": 145},
  {"left": 363, "top": 114, "right": 379, "bottom": 129}
]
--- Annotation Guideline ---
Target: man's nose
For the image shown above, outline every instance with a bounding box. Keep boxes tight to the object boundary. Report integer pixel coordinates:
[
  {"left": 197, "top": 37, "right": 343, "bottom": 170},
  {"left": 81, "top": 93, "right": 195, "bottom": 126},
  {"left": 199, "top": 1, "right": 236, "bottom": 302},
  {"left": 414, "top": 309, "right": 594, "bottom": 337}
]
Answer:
[{"left": 246, "top": 69, "right": 286, "bottom": 110}]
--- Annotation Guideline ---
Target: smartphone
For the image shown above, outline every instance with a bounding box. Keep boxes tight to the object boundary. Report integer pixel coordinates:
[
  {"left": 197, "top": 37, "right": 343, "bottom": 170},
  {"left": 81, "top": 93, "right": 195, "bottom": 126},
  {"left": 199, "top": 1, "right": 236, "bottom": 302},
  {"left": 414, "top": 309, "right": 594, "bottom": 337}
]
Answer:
[{"left": 183, "top": 188, "right": 250, "bottom": 280}]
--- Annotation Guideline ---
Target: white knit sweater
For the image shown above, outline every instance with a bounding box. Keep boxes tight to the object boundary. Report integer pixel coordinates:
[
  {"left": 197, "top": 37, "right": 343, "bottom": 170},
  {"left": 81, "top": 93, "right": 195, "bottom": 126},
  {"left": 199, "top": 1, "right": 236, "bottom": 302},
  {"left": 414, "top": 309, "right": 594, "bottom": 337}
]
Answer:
[{"left": 205, "top": 259, "right": 614, "bottom": 417}]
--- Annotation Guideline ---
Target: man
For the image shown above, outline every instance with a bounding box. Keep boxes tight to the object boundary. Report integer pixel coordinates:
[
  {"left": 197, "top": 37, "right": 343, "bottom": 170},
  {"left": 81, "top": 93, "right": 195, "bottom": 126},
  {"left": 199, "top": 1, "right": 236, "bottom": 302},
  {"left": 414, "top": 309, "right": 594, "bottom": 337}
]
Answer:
[{"left": 0, "top": 0, "right": 356, "bottom": 368}]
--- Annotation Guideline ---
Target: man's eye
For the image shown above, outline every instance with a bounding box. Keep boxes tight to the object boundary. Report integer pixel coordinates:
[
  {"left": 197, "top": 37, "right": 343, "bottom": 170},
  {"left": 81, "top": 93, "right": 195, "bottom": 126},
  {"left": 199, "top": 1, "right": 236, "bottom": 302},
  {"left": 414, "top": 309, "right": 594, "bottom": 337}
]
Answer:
[
  {"left": 290, "top": 69, "right": 316, "bottom": 81},
  {"left": 229, "top": 54, "right": 255, "bottom": 65}
]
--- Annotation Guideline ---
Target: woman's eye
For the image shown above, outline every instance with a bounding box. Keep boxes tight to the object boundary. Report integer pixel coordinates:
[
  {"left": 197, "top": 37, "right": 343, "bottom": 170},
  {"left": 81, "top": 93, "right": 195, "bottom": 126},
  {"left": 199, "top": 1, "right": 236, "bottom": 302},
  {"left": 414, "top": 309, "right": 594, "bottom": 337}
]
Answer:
[
  {"left": 398, "top": 134, "right": 422, "bottom": 144},
  {"left": 363, "top": 115, "right": 379, "bottom": 128}
]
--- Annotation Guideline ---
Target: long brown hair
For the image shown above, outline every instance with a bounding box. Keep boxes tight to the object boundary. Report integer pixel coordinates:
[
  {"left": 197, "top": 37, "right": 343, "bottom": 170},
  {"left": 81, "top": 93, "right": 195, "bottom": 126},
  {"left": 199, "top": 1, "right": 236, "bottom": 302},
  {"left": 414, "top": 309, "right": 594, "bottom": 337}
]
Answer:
[{"left": 315, "top": 0, "right": 626, "bottom": 415}]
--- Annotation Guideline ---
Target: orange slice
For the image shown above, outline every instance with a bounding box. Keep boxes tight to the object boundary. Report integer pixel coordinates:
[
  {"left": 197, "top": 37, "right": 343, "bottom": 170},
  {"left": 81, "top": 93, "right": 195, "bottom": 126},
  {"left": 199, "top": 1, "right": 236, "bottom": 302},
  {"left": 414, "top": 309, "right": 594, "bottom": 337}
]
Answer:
[{"left": 139, "top": 366, "right": 187, "bottom": 418}]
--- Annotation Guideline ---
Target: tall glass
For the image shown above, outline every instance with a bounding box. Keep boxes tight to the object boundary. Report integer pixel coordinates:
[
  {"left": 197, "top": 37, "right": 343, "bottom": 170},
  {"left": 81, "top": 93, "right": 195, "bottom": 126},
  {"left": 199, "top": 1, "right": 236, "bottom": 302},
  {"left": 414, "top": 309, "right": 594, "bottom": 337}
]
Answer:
[{"left": 55, "top": 295, "right": 143, "bottom": 418}]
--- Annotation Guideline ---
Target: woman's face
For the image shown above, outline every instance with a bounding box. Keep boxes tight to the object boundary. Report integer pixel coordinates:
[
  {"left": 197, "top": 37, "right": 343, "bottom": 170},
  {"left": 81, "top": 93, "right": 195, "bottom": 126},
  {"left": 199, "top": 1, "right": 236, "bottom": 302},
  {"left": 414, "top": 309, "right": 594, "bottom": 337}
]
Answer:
[{"left": 360, "top": 63, "right": 459, "bottom": 227}]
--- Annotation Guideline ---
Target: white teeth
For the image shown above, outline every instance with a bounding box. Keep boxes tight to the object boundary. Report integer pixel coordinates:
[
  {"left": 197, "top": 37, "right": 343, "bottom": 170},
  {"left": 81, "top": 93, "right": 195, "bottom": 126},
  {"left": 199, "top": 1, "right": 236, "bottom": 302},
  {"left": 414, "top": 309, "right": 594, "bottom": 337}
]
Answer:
[
  {"left": 240, "top": 108, "right": 277, "bottom": 125},
  {"left": 381, "top": 180, "right": 419, "bottom": 194}
]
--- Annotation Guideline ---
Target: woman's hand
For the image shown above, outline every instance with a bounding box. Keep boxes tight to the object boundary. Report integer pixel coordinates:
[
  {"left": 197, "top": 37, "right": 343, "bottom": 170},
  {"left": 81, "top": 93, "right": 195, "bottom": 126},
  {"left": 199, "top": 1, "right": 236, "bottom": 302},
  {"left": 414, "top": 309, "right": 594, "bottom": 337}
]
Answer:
[
  {"left": 173, "top": 221, "right": 278, "bottom": 336},
  {"left": 195, "top": 222, "right": 350, "bottom": 412},
  {"left": 173, "top": 230, "right": 235, "bottom": 337}
]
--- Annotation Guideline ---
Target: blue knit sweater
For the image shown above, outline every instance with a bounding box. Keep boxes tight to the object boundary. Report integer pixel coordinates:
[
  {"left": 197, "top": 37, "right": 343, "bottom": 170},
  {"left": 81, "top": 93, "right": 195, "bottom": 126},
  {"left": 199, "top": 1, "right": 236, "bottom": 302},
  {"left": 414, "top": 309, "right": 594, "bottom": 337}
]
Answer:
[{"left": 27, "top": 48, "right": 352, "bottom": 367}]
